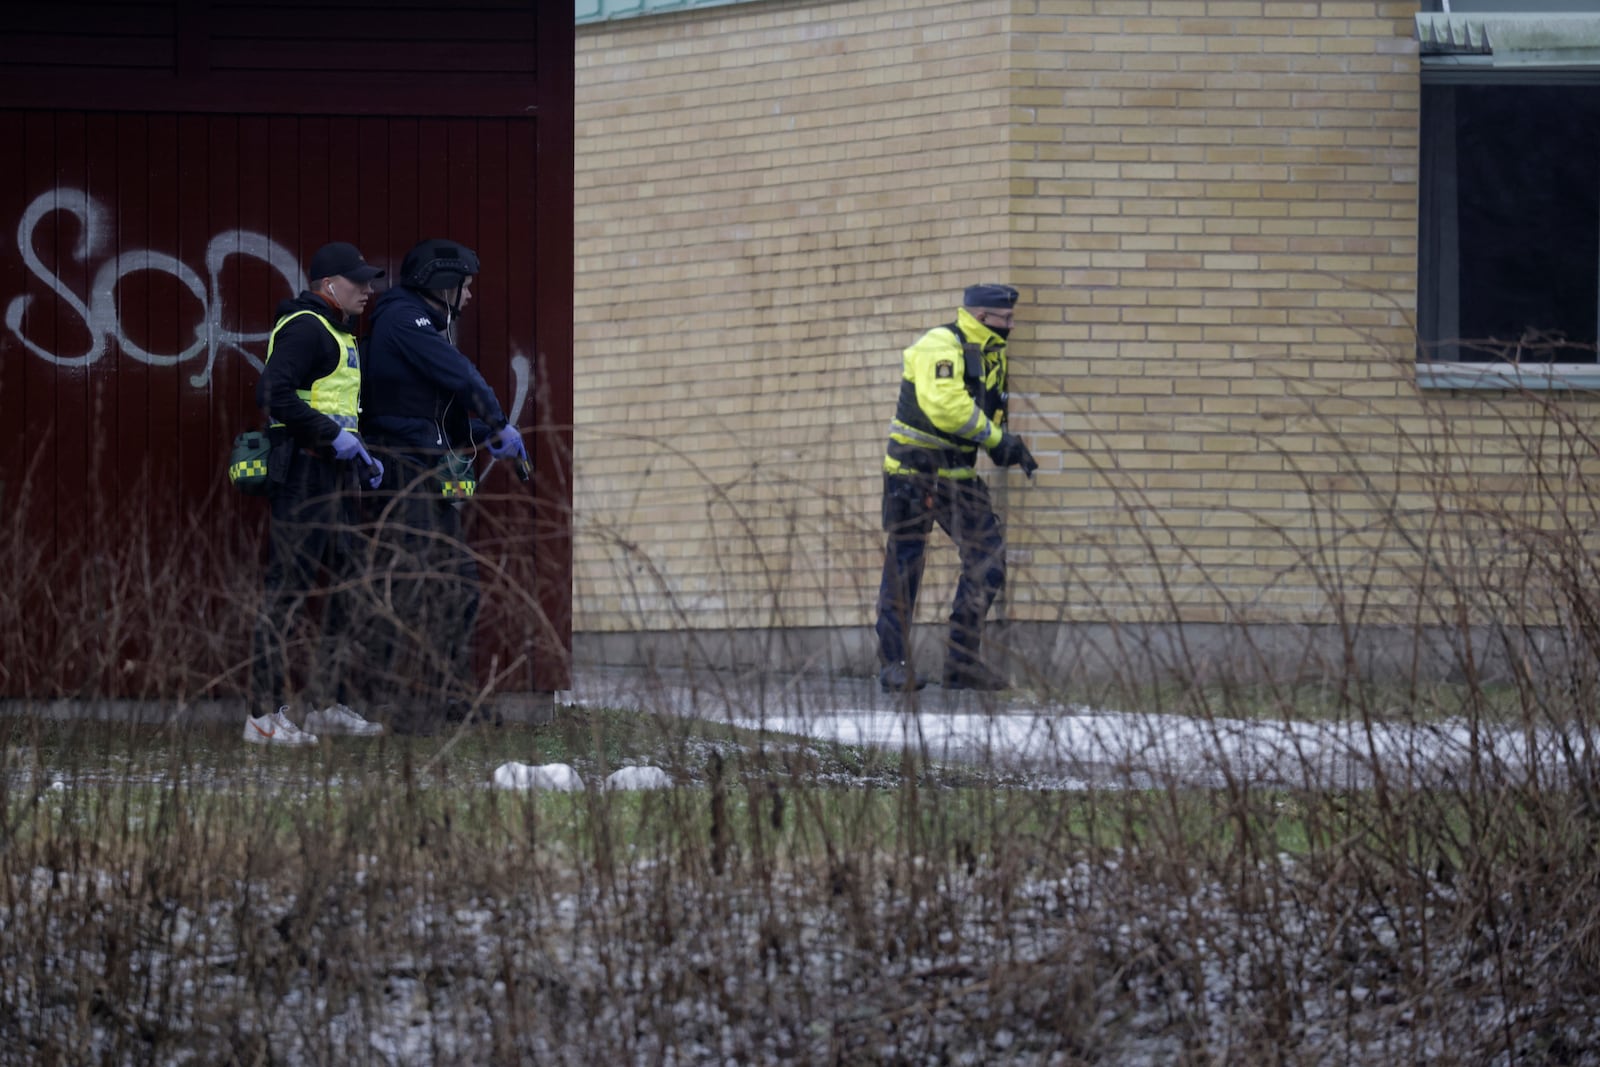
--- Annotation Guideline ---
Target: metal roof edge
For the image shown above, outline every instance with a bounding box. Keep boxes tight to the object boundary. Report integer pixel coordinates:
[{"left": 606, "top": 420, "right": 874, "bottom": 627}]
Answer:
[
  {"left": 577, "top": 0, "right": 757, "bottom": 26},
  {"left": 1417, "top": 11, "right": 1600, "bottom": 63}
]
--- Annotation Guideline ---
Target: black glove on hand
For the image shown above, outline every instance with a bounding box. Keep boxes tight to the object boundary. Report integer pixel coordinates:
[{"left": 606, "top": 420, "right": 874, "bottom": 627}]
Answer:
[{"left": 989, "top": 432, "right": 1039, "bottom": 476}]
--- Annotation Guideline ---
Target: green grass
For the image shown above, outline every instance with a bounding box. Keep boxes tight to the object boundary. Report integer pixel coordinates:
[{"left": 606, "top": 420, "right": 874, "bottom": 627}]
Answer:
[
  {"left": 2, "top": 704, "right": 1354, "bottom": 871},
  {"left": 5, "top": 702, "right": 1592, "bottom": 929}
]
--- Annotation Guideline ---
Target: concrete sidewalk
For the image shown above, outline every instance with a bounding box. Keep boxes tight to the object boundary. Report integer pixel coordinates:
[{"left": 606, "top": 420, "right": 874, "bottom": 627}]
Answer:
[
  {"left": 4, "top": 663, "right": 1572, "bottom": 791},
  {"left": 561, "top": 664, "right": 1573, "bottom": 791}
]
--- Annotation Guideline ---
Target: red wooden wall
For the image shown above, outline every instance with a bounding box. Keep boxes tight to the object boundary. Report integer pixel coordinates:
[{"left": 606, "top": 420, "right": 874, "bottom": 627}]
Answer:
[{"left": 0, "top": 2, "right": 574, "bottom": 698}]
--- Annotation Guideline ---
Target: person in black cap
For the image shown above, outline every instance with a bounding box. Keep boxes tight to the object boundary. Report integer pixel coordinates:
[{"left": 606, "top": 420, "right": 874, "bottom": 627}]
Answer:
[
  {"left": 875, "top": 282, "right": 1038, "bottom": 693},
  {"left": 358, "top": 238, "right": 527, "bottom": 733},
  {"left": 245, "top": 241, "right": 388, "bottom": 745}
]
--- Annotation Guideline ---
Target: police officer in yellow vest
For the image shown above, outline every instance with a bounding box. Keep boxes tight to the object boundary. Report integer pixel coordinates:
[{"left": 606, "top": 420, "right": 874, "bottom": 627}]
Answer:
[
  {"left": 876, "top": 283, "right": 1038, "bottom": 693},
  {"left": 246, "top": 242, "right": 388, "bottom": 746}
]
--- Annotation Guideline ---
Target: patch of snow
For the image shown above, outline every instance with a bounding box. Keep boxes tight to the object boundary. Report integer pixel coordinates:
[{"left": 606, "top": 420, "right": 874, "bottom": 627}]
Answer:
[
  {"left": 491, "top": 761, "right": 582, "bottom": 791},
  {"left": 605, "top": 765, "right": 673, "bottom": 790}
]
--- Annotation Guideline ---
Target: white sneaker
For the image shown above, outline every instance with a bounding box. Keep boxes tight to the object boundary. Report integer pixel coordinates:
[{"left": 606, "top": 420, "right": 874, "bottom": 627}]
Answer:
[
  {"left": 244, "top": 707, "right": 319, "bottom": 747},
  {"left": 304, "top": 703, "right": 384, "bottom": 737}
]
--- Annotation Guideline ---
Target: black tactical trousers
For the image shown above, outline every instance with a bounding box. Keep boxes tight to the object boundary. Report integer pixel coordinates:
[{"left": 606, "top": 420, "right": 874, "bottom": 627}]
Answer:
[
  {"left": 359, "top": 449, "right": 481, "bottom": 727},
  {"left": 874, "top": 472, "right": 1005, "bottom": 670},
  {"left": 249, "top": 448, "right": 365, "bottom": 716}
]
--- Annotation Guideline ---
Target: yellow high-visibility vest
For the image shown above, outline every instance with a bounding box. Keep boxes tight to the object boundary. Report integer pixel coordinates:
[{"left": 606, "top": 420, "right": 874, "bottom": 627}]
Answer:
[{"left": 265, "top": 310, "right": 361, "bottom": 429}]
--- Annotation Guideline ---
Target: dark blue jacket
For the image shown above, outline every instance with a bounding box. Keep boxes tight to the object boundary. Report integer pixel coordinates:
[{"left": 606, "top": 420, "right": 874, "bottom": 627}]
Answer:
[{"left": 359, "top": 286, "right": 508, "bottom": 451}]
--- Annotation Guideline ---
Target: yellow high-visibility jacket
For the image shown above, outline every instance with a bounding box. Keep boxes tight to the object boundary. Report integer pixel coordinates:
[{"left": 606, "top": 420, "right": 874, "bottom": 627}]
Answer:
[
  {"left": 882, "top": 307, "right": 1008, "bottom": 481},
  {"left": 263, "top": 307, "right": 362, "bottom": 443}
]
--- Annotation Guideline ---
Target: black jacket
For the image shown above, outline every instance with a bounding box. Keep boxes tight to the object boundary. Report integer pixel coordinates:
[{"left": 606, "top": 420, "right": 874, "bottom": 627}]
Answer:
[
  {"left": 359, "top": 286, "right": 507, "bottom": 452},
  {"left": 255, "top": 292, "right": 355, "bottom": 450}
]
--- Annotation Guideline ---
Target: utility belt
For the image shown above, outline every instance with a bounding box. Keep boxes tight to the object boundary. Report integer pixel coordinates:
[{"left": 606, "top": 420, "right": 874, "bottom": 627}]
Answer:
[
  {"left": 366, "top": 443, "right": 478, "bottom": 505},
  {"left": 362, "top": 416, "right": 479, "bottom": 504},
  {"left": 230, "top": 422, "right": 381, "bottom": 498},
  {"left": 886, "top": 439, "right": 975, "bottom": 477}
]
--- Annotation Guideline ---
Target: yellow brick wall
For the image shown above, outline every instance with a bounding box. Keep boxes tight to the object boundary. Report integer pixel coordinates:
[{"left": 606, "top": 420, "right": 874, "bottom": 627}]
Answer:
[
  {"left": 574, "top": 0, "right": 1600, "bottom": 646},
  {"left": 575, "top": 0, "right": 1020, "bottom": 636},
  {"left": 1002, "top": 0, "right": 1426, "bottom": 629}
]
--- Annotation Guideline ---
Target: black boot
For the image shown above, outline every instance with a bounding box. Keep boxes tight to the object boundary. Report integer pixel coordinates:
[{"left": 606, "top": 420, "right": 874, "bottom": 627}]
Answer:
[
  {"left": 942, "top": 660, "right": 1009, "bottom": 691},
  {"left": 879, "top": 661, "right": 927, "bottom": 692},
  {"left": 444, "top": 700, "right": 503, "bottom": 728},
  {"left": 387, "top": 704, "right": 440, "bottom": 737}
]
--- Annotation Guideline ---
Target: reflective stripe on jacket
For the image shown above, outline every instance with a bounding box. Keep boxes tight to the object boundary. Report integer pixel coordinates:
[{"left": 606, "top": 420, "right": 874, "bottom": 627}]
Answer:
[
  {"left": 266, "top": 309, "right": 361, "bottom": 429},
  {"left": 883, "top": 307, "right": 1007, "bottom": 481}
]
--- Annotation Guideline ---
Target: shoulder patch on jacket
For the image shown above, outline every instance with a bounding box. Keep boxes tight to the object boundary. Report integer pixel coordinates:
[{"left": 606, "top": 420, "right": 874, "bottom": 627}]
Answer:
[
  {"left": 935, "top": 360, "right": 955, "bottom": 379},
  {"left": 414, "top": 316, "right": 433, "bottom": 328}
]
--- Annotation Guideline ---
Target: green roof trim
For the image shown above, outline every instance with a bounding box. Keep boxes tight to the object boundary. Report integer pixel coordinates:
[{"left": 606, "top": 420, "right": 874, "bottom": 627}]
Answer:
[{"left": 577, "top": 0, "right": 755, "bottom": 24}]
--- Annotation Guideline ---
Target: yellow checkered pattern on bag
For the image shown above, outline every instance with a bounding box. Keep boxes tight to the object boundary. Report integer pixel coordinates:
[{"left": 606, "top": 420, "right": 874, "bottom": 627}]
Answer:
[{"left": 230, "top": 458, "right": 267, "bottom": 485}]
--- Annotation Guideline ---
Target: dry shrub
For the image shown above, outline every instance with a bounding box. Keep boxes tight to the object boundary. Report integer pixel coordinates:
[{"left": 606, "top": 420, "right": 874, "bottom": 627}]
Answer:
[{"left": 3, "top": 361, "right": 1600, "bottom": 1065}]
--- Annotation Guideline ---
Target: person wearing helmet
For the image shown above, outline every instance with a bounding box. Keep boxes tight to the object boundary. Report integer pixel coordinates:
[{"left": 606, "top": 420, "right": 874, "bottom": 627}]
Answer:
[
  {"left": 875, "top": 283, "right": 1037, "bottom": 694},
  {"left": 359, "top": 238, "right": 525, "bottom": 733}
]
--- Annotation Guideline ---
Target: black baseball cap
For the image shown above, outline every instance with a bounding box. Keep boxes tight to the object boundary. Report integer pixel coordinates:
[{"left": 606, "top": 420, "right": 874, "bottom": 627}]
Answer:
[{"left": 307, "top": 241, "right": 385, "bottom": 284}]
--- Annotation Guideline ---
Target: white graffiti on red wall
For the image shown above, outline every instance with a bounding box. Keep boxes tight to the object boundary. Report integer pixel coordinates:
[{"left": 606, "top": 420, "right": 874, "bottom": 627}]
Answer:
[
  {"left": 5, "top": 188, "right": 304, "bottom": 388},
  {"left": 4, "top": 188, "right": 533, "bottom": 418}
]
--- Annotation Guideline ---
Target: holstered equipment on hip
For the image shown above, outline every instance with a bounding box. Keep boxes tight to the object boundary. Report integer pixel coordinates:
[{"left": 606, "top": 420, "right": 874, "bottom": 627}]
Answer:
[{"left": 439, "top": 453, "right": 477, "bottom": 502}]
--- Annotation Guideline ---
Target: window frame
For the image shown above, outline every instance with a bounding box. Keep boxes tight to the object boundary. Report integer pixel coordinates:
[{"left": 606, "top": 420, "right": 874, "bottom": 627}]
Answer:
[
  {"left": 1416, "top": 1, "right": 1600, "bottom": 389},
  {"left": 1417, "top": 68, "right": 1600, "bottom": 390}
]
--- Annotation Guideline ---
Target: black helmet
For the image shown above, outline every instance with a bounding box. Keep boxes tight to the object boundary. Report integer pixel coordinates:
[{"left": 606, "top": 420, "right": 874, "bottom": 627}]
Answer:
[{"left": 399, "top": 239, "right": 480, "bottom": 292}]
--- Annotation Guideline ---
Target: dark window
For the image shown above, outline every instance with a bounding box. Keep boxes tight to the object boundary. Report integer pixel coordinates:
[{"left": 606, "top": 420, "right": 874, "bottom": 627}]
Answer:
[{"left": 1420, "top": 83, "right": 1600, "bottom": 365}]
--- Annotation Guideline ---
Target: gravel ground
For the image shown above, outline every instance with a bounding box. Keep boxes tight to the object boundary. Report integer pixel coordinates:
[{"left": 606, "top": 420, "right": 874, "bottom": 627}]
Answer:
[{"left": 6, "top": 844, "right": 1596, "bottom": 1066}]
